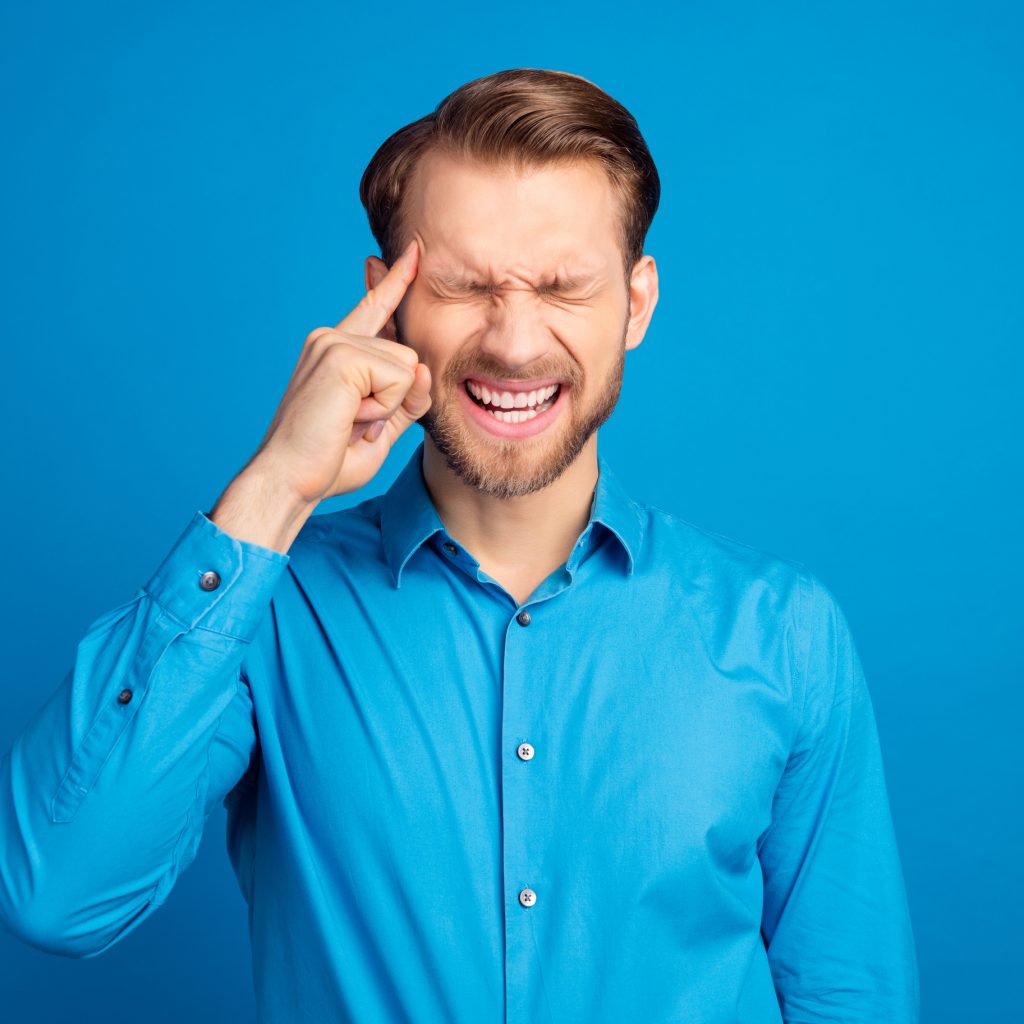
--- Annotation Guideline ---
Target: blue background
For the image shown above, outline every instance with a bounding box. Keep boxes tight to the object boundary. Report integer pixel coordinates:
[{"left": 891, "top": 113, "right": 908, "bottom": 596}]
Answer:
[{"left": 1, "top": 1, "right": 1020, "bottom": 1020}]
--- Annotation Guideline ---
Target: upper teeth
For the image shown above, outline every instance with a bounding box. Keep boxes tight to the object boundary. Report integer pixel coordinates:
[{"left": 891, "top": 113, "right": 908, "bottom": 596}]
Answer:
[{"left": 466, "top": 381, "right": 559, "bottom": 409}]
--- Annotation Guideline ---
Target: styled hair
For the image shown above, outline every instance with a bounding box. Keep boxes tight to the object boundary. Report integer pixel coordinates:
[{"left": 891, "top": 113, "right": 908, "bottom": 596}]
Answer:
[{"left": 358, "top": 68, "right": 660, "bottom": 274}]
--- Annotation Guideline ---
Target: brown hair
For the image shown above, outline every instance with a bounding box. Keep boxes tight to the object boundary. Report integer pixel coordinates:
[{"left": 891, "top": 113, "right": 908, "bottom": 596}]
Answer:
[{"left": 358, "top": 68, "right": 660, "bottom": 275}]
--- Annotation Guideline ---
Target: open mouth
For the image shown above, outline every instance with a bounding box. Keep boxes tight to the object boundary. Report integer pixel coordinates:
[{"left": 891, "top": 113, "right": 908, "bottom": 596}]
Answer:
[{"left": 462, "top": 379, "right": 561, "bottom": 424}]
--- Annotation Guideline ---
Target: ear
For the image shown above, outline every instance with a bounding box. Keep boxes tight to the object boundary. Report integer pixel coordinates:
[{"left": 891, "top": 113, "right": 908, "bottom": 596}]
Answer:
[
  {"left": 624, "top": 254, "right": 659, "bottom": 352},
  {"left": 364, "top": 254, "right": 399, "bottom": 342}
]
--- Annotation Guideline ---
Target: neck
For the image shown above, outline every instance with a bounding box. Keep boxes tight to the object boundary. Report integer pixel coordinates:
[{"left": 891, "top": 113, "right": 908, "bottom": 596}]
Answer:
[{"left": 421, "top": 433, "right": 599, "bottom": 574}]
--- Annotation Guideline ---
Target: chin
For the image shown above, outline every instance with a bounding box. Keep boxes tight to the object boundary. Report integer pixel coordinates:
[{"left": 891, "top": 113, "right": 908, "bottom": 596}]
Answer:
[{"left": 422, "top": 408, "right": 598, "bottom": 501}]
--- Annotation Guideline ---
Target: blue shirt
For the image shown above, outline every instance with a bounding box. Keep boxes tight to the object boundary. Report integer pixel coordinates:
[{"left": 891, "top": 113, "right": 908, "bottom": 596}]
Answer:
[{"left": 0, "top": 439, "right": 918, "bottom": 1022}]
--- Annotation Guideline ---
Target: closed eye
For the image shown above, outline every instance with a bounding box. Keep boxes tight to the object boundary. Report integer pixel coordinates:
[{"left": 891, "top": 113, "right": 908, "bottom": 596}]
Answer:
[
  {"left": 428, "top": 277, "right": 594, "bottom": 301},
  {"left": 537, "top": 285, "right": 593, "bottom": 302},
  {"left": 430, "top": 281, "right": 495, "bottom": 299}
]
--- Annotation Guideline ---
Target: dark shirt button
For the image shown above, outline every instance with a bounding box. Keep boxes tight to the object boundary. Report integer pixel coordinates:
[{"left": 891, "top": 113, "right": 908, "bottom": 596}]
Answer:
[
  {"left": 442, "top": 542, "right": 457, "bottom": 556},
  {"left": 117, "top": 689, "right": 133, "bottom": 705},
  {"left": 516, "top": 610, "right": 531, "bottom": 627},
  {"left": 199, "top": 570, "right": 221, "bottom": 591}
]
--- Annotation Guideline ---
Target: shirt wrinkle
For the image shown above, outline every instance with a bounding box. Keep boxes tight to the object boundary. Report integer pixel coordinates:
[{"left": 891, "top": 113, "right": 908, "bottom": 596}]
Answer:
[{"left": 0, "top": 439, "right": 918, "bottom": 1022}]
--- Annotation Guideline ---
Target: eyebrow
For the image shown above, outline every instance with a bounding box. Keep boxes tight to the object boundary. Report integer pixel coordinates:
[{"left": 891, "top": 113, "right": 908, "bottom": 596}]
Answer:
[{"left": 426, "top": 269, "right": 599, "bottom": 293}]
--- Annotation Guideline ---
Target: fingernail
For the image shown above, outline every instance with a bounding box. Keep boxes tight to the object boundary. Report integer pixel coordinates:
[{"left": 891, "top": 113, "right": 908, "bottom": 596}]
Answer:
[{"left": 366, "top": 418, "right": 386, "bottom": 442}]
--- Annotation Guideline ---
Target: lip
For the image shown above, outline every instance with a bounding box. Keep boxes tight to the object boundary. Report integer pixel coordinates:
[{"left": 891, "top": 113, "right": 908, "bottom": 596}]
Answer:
[
  {"left": 462, "top": 375, "right": 565, "bottom": 394},
  {"left": 459, "top": 379, "right": 567, "bottom": 439}
]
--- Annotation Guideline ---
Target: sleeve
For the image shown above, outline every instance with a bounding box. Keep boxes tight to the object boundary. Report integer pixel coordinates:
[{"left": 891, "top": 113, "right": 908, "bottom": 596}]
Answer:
[
  {"left": 757, "top": 572, "right": 920, "bottom": 1023},
  {"left": 0, "top": 510, "right": 289, "bottom": 959}
]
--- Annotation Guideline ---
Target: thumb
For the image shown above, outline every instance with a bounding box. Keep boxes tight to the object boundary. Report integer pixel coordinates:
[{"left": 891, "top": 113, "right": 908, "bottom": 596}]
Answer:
[{"left": 384, "top": 362, "right": 433, "bottom": 441}]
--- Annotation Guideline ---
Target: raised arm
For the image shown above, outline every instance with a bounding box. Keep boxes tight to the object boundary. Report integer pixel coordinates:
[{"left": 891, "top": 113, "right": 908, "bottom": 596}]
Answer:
[{"left": 1, "top": 239, "right": 432, "bottom": 958}]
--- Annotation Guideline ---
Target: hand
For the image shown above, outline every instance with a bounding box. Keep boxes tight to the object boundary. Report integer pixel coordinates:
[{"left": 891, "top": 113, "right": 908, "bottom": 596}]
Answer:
[{"left": 247, "top": 240, "right": 431, "bottom": 504}]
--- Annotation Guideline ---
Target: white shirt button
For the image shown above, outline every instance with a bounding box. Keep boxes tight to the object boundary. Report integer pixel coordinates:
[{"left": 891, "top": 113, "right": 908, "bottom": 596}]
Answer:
[
  {"left": 517, "top": 742, "right": 535, "bottom": 761},
  {"left": 518, "top": 887, "right": 537, "bottom": 908}
]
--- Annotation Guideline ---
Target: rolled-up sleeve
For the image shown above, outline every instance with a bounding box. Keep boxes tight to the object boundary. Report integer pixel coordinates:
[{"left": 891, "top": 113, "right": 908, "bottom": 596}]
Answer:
[
  {"left": 0, "top": 511, "right": 288, "bottom": 958},
  {"left": 758, "top": 573, "right": 920, "bottom": 1022}
]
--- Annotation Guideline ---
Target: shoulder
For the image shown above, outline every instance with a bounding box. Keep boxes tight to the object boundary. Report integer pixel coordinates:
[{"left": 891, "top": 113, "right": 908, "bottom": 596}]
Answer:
[
  {"left": 636, "top": 499, "right": 814, "bottom": 602},
  {"left": 635, "top": 501, "right": 857, "bottom": 721},
  {"left": 632, "top": 500, "right": 851, "bottom": 661}
]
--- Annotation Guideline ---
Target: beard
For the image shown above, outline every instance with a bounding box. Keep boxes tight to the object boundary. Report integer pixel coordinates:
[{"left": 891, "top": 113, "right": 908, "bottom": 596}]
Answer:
[{"left": 396, "top": 313, "right": 628, "bottom": 500}]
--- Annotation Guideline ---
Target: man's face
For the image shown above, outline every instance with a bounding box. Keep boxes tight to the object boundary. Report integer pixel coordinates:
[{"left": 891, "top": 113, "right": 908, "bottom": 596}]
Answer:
[{"left": 376, "top": 150, "right": 656, "bottom": 499}]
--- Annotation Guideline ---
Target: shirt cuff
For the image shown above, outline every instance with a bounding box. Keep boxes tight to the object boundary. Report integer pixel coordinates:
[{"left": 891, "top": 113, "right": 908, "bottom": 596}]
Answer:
[{"left": 142, "top": 510, "right": 291, "bottom": 640}]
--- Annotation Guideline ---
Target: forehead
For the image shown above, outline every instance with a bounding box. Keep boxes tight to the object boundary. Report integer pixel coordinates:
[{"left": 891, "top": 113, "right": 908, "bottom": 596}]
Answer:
[{"left": 404, "top": 150, "right": 623, "bottom": 282}]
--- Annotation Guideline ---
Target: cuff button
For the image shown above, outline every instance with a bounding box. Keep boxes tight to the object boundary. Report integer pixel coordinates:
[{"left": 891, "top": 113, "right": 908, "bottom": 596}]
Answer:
[
  {"left": 199, "top": 570, "right": 221, "bottom": 591},
  {"left": 117, "top": 689, "right": 134, "bottom": 705}
]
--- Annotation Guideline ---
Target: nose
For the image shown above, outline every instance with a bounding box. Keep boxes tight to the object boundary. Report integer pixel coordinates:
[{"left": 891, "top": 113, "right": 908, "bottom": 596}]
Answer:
[{"left": 474, "top": 293, "right": 555, "bottom": 373}]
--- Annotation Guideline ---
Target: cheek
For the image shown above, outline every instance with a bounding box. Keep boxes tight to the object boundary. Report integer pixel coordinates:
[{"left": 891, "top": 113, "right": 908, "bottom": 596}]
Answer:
[{"left": 546, "top": 305, "right": 623, "bottom": 352}]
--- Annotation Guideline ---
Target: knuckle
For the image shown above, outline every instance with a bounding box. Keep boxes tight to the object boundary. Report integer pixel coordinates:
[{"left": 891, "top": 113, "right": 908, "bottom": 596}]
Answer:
[
  {"left": 304, "top": 326, "right": 334, "bottom": 349},
  {"left": 357, "top": 290, "right": 379, "bottom": 311},
  {"left": 322, "top": 341, "right": 351, "bottom": 366}
]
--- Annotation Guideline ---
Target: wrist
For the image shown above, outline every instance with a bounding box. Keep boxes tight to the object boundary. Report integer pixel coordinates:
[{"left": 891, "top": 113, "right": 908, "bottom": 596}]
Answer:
[{"left": 209, "top": 461, "right": 318, "bottom": 555}]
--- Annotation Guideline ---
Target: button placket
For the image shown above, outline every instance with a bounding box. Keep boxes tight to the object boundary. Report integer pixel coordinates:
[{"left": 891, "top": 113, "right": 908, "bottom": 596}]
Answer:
[{"left": 502, "top": 593, "right": 552, "bottom": 1009}]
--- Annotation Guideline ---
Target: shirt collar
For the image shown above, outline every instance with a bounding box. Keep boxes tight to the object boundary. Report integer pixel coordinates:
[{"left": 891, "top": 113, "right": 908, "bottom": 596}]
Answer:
[{"left": 379, "top": 439, "right": 644, "bottom": 589}]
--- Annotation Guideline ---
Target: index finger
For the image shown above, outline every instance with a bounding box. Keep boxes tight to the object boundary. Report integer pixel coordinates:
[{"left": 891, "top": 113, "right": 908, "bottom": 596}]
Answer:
[{"left": 337, "top": 239, "right": 419, "bottom": 336}]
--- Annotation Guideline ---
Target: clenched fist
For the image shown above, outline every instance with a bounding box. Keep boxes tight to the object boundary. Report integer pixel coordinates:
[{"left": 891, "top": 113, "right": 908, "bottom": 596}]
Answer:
[{"left": 250, "top": 239, "right": 431, "bottom": 504}]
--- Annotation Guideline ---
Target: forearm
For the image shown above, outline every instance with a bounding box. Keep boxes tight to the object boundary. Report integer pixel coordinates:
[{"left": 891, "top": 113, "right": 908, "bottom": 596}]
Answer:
[
  {"left": 0, "top": 511, "right": 288, "bottom": 958},
  {"left": 209, "top": 459, "right": 318, "bottom": 555}
]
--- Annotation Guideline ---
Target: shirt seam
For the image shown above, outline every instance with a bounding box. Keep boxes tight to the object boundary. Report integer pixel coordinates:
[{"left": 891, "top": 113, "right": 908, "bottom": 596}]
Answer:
[{"left": 794, "top": 570, "right": 817, "bottom": 752}]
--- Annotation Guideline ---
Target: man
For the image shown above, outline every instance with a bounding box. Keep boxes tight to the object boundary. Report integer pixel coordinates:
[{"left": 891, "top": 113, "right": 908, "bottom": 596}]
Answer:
[{"left": 0, "top": 68, "right": 918, "bottom": 1021}]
